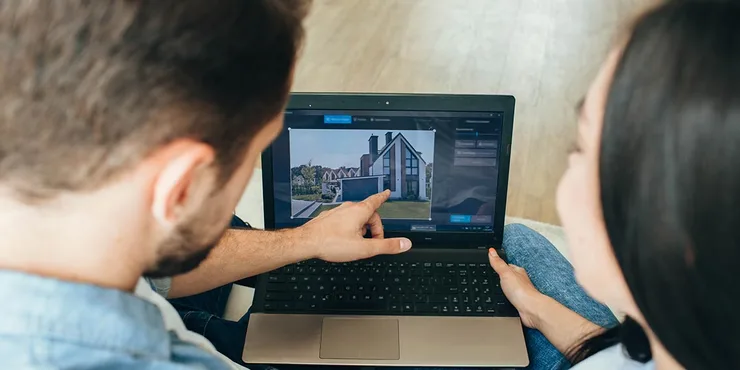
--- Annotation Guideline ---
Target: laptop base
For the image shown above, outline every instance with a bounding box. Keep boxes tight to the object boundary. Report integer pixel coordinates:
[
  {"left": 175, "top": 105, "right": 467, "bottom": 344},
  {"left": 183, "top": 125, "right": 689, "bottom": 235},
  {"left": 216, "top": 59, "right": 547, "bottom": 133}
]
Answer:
[{"left": 243, "top": 313, "right": 528, "bottom": 367}]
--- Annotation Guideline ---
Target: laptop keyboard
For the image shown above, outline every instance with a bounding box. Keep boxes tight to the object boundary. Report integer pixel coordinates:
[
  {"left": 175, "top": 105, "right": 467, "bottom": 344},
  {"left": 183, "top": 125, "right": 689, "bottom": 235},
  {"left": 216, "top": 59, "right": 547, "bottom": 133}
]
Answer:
[{"left": 262, "top": 260, "right": 516, "bottom": 317}]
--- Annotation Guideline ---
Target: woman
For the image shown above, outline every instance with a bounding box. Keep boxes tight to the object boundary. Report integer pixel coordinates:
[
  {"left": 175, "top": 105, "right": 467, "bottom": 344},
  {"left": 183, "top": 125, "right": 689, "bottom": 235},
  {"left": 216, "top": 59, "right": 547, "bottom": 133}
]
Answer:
[{"left": 490, "top": 0, "right": 740, "bottom": 369}]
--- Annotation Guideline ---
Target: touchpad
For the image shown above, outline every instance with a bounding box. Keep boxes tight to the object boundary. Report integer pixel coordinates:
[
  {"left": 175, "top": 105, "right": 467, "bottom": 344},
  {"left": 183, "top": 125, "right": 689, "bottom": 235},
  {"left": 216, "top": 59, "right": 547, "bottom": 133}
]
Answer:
[{"left": 320, "top": 317, "right": 400, "bottom": 360}]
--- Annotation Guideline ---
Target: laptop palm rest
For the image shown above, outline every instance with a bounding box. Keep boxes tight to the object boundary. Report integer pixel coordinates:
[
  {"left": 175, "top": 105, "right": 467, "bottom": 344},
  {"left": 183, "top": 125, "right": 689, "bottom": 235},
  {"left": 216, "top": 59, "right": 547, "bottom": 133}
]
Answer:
[{"left": 320, "top": 318, "right": 400, "bottom": 360}]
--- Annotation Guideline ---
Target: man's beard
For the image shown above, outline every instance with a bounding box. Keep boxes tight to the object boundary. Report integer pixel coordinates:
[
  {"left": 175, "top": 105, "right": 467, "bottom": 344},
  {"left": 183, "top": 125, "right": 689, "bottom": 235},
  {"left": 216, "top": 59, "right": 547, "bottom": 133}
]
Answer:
[{"left": 143, "top": 217, "right": 229, "bottom": 278}]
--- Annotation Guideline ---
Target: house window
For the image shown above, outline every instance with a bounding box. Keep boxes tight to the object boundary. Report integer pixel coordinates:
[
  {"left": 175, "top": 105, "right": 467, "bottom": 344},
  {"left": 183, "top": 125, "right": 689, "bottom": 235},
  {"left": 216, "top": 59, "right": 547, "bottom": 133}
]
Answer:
[
  {"left": 383, "top": 151, "right": 392, "bottom": 191},
  {"left": 405, "top": 148, "right": 419, "bottom": 175},
  {"left": 405, "top": 179, "right": 418, "bottom": 198}
]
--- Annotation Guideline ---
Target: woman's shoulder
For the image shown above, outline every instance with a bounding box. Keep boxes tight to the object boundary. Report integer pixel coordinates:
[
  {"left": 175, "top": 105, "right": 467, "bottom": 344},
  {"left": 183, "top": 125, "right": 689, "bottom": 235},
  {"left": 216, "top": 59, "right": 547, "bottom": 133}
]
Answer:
[{"left": 572, "top": 344, "right": 655, "bottom": 370}]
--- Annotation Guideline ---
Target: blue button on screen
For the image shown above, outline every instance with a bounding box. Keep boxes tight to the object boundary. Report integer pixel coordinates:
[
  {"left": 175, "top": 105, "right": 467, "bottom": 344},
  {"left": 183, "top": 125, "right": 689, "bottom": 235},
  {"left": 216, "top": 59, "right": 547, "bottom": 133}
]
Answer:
[
  {"left": 450, "top": 215, "right": 472, "bottom": 223},
  {"left": 324, "top": 115, "right": 352, "bottom": 124}
]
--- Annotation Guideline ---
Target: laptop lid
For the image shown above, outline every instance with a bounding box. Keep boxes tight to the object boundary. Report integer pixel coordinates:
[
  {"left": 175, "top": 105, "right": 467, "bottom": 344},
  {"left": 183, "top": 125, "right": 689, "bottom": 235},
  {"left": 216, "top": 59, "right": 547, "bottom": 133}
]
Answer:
[{"left": 262, "top": 93, "right": 515, "bottom": 248}]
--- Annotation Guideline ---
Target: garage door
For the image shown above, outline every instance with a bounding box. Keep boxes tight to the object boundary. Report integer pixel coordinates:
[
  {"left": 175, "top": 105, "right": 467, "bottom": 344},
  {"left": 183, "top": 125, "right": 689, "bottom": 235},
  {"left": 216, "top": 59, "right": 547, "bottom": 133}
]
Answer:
[{"left": 342, "top": 178, "right": 379, "bottom": 202}]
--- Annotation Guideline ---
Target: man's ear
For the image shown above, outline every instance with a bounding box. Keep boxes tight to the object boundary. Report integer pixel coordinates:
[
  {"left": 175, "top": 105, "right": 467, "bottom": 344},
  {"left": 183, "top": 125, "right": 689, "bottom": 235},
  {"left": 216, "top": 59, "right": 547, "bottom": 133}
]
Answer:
[{"left": 149, "top": 140, "right": 216, "bottom": 227}]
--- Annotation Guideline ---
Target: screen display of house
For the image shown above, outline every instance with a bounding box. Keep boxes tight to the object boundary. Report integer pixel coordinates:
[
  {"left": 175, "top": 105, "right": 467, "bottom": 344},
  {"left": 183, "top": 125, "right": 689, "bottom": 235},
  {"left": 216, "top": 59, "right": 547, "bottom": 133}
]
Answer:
[{"left": 268, "top": 109, "right": 503, "bottom": 233}]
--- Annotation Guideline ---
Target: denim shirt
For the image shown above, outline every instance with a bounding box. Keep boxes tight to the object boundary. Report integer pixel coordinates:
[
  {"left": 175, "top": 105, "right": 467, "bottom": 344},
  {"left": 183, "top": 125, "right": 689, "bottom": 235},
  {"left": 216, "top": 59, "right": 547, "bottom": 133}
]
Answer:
[{"left": 0, "top": 270, "right": 231, "bottom": 369}]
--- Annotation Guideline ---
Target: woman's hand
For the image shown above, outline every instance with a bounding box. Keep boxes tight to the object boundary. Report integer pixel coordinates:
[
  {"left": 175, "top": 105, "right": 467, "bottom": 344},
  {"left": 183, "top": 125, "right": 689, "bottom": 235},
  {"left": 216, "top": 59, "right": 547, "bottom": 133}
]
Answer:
[
  {"left": 489, "top": 248, "right": 605, "bottom": 354},
  {"left": 488, "top": 248, "right": 547, "bottom": 329}
]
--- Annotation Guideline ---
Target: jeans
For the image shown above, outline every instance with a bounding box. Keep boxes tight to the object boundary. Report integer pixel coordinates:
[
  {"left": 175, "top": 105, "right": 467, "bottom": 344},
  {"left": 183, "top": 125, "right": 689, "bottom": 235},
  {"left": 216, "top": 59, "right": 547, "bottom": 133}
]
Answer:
[
  {"left": 169, "top": 220, "right": 618, "bottom": 370},
  {"left": 496, "top": 224, "right": 618, "bottom": 370}
]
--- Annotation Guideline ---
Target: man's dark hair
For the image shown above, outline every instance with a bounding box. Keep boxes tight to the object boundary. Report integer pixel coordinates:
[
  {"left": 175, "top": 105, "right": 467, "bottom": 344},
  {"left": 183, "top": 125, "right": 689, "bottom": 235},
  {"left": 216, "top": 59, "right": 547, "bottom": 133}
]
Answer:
[{"left": 0, "top": 0, "right": 310, "bottom": 201}]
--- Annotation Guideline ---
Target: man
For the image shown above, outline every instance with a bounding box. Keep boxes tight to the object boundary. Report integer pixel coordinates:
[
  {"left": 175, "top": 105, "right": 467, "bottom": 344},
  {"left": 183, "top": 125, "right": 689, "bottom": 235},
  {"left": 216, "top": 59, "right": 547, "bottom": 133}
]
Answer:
[{"left": 0, "top": 1, "right": 411, "bottom": 368}]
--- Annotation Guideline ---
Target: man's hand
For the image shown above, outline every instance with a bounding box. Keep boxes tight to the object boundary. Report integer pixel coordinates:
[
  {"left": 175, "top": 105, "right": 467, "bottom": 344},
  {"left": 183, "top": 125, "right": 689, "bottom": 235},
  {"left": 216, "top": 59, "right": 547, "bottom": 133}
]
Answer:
[{"left": 300, "top": 190, "right": 412, "bottom": 262}]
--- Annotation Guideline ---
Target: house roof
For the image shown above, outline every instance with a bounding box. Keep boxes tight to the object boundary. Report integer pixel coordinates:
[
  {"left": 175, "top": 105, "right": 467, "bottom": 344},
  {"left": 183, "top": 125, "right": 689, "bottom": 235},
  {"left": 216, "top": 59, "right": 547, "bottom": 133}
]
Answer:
[{"left": 374, "top": 133, "right": 428, "bottom": 164}]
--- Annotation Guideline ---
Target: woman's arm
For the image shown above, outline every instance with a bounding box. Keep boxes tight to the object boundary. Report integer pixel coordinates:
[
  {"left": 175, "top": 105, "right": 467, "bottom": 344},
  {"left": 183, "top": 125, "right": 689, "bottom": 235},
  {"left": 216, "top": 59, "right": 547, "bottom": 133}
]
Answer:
[
  {"left": 488, "top": 249, "right": 604, "bottom": 354},
  {"left": 527, "top": 294, "right": 604, "bottom": 353}
]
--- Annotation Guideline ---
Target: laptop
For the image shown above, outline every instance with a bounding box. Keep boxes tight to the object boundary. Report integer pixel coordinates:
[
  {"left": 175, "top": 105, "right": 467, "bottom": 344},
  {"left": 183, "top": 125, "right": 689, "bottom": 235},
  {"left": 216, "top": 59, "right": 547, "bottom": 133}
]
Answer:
[{"left": 243, "top": 93, "right": 528, "bottom": 368}]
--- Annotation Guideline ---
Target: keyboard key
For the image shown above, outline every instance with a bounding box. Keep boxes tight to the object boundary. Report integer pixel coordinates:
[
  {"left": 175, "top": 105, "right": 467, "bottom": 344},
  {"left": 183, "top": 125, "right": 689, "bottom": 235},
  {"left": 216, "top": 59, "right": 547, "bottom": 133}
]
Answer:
[
  {"left": 266, "top": 283, "right": 286, "bottom": 292},
  {"left": 403, "top": 304, "right": 414, "bottom": 312},
  {"left": 268, "top": 275, "right": 285, "bottom": 283},
  {"left": 265, "top": 293, "right": 292, "bottom": 301},
  {"left": 416, "top": 303, "right": 435, "bottom": 313},
  {"left": 390, "top": 303, "right": 402, "bottom": 312},
  {"left": 437, "top": 286, "right": 459, "bottom": 294},
  {"left": 429, "top": 295, "right": 449, "bottom": 303}
]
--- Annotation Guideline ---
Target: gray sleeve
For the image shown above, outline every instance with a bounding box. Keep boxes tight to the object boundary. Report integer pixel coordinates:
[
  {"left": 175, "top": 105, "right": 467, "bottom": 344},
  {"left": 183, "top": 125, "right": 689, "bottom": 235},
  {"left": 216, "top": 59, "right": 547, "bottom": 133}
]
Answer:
[{"left": 145, "top": 276, "right": 172, "bottom": 298}]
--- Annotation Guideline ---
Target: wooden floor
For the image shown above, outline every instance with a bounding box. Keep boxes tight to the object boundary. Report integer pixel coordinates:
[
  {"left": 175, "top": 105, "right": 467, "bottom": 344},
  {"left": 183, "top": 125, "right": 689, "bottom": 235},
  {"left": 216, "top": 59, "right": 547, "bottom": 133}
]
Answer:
[{"left": 291, "top": 0, "right": 652, "bottom": 224}]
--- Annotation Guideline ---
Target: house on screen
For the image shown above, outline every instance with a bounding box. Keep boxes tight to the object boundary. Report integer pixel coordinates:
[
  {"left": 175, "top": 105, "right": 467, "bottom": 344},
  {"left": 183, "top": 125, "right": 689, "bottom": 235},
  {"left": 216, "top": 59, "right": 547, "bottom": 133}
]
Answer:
[{"left": 338, "top": 132, "right": 428, "bottom": 202}]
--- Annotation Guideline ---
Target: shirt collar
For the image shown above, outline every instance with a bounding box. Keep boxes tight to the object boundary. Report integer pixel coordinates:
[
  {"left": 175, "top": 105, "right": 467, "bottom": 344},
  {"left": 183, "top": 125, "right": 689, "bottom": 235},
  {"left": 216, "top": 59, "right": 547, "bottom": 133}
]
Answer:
[{"left": 0, "top": 269, "right": 171, "bottom": 360}]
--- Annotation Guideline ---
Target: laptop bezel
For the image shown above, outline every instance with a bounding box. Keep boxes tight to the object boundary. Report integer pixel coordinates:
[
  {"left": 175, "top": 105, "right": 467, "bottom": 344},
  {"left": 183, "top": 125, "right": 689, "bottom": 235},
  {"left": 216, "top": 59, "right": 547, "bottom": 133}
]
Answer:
[{"left": 261, "top": 93, "right": 515, "bottom": 248}]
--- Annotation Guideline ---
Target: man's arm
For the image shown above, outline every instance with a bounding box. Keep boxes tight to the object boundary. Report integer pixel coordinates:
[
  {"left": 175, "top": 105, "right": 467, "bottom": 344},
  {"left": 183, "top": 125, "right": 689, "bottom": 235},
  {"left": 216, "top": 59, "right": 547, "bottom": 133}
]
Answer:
[
  {"left": 168, "top": 190, "right": 412, "bottom": 298},
  {"left": 168, "top": 227, "right": 312, "bottom": 298}
]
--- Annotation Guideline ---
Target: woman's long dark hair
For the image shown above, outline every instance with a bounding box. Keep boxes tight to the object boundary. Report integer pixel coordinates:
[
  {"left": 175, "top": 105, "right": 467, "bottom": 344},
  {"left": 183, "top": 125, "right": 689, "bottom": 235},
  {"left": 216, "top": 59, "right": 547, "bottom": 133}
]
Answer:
[{"left": 571, "top": 0, "right": 740, "bottom": 368}]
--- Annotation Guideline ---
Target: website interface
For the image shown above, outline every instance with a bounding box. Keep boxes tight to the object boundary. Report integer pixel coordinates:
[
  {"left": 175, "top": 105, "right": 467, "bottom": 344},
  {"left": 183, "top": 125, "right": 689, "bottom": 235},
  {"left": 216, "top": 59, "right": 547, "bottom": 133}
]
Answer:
[{"left": 271, "top": 109, "right": 503, "bottom": 233}]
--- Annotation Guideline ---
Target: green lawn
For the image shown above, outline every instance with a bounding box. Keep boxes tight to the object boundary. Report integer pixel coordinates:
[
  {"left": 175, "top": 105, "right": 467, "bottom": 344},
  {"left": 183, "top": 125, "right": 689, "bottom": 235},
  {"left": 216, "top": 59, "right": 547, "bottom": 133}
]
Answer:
[
  {"left": 310, "top": 204, "right": 340, "bottom": 217},
  {"left": 310, "top": 201, "right": 431, "bottom": 219}
]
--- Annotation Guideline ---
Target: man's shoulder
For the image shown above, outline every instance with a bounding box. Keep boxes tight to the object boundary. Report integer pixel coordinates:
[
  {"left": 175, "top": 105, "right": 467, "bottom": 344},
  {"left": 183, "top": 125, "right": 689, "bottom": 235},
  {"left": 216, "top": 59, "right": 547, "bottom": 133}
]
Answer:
[
  {"left": 0, "top": 335, "right": 233, "bottom": 369},
  {"left": 0, "top": 272, "right": 231, "bottom": 369}
]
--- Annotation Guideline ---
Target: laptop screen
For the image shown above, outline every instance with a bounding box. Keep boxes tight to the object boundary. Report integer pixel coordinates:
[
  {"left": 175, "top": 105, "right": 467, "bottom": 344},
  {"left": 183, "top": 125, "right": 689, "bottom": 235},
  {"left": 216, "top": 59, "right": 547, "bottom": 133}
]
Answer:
[{"left": 269, "top": 109, "right": 504, "bottom": 233}]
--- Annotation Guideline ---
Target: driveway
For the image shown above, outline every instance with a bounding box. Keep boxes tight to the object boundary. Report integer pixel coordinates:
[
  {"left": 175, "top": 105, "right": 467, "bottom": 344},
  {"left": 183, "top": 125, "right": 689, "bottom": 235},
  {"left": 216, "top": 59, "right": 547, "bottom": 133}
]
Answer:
[
  {"left": 291, "top": 199, "right": 318, "bottom": 217},
  {"left": 294, "top": 201, "right": 321, "bottom": 218}
]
